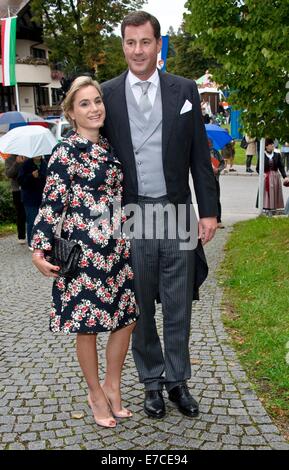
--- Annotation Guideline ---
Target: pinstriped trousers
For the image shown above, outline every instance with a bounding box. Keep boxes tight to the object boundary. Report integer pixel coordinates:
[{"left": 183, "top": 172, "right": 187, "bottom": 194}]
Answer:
[{"left": 131, "top": 196, "right": 195, "bottom": 392}]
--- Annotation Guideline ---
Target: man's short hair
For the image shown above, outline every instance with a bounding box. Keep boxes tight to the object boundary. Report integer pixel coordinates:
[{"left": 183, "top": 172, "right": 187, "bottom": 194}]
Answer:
[{"left": 121, "top": 11, "right": 161, "bottom": 40}]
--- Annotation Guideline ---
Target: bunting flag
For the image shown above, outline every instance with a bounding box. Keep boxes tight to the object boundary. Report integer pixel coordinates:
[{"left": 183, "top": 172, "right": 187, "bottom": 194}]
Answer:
[
  {"left": 1, "top": 16, "right": 17, "bottom": 86},
  {"left": 157, "top": 35, "right": 169, "bottom": 72}
]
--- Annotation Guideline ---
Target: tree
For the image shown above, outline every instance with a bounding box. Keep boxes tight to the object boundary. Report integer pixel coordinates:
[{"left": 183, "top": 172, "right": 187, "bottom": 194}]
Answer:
[
  {"left": 31, "top": 0, "right": 147, "bottom": 76},
  {"left": 184, "top": 0, "right": 289, "bottom": 140},
  {"left": 166, "top": 26, "right": 218, "bottom": 81},
  {"left": 96, "top": 35, "right": 127, "bottom": 83}
]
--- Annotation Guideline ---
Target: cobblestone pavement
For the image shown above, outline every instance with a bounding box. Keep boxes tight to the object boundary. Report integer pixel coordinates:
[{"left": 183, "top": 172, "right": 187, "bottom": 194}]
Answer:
[{"left": 1, "top": 231, "right": 288, "bottom": 451}]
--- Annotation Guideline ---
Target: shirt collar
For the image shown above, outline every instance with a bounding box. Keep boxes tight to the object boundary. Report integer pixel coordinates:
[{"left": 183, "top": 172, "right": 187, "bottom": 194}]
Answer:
[{"left": 128, "top": 69, "right": 159, "bottom": 88}]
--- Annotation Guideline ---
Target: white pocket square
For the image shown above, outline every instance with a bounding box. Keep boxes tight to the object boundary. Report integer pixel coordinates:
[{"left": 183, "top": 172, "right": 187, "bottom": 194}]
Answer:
[{"left": 180, "top": 99, "right": 192, "bottom": 115}]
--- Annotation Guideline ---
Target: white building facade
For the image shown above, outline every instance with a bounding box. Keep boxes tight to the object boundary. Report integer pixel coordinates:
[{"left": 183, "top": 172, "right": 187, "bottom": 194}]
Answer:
[{"left": 0, "top": 0, "right": 62, "bottom": 116}]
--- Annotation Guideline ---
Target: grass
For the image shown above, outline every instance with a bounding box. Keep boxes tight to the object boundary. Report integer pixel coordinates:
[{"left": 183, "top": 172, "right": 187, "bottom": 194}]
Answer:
[
  {"left": 0, "top": 222, "right": 16, "bottom": 237},
  {"left": 234, "top": 141, "right": 248, "bottom": 165},
  {"left": 219, "top": 217, "right": 289, "bottom": 438},
  {"left": 233, "top": 140, "right": 258, "bottom": 166}
]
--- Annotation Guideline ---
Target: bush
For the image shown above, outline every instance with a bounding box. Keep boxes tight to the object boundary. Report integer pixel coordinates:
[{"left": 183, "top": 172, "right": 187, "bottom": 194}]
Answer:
[
  {"left": 0, "top": 161, "right": 8, "bottom": 182},
  {"left": 0, "top": 180, "right": 16, "bottom": 223}
]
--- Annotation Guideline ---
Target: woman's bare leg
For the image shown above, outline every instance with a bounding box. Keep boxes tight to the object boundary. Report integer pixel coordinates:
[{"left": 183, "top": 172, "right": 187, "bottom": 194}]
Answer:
[
  {"left": 102, "top": 323, "right": 136, "bottom": 417},
  {"left": 76, "top": 333, "right": 116, "bottom": 427}
]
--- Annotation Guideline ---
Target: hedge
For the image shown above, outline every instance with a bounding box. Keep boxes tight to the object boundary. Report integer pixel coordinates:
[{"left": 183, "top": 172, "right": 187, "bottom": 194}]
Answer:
[{"left": 0, "top": 180, "right": 16, "bottom": 223}]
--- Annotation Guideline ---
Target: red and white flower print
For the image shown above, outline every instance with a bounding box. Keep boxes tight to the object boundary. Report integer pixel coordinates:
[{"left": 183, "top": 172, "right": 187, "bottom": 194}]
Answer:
[{"left": 31, "top": 131, "right": 138, "bottom": 334}]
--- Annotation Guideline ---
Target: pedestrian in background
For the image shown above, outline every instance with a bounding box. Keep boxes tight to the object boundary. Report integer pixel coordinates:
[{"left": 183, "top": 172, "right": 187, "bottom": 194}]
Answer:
[
  {"left": 222, "top": 140, "right": 236, "bottom": 172},
  {"left": 256, "top": 138, "right": 289, "bottom": 214},
  {"left": 5, "top": 155, "right": 27, "bottom": 244},
  {"left": 281, "top": 142, "right": 289, "bottom": 174},
  {"left": 201, "top": 98, "right": 212, "bottom": 124},
  {"left": 245, "top": 135, "right": 257, "bottom": 173},
  {"left": 18, "top": 155, "right": 47, "bottom": 249},
  {"left": 208, "top": 138, "right": 225, "bottom": 228}
]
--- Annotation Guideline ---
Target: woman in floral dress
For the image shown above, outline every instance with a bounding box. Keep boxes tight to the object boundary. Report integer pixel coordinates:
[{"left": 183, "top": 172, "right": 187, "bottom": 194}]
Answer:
[{"left": 31, "top": 76, "right": 138, "bottom": 428}]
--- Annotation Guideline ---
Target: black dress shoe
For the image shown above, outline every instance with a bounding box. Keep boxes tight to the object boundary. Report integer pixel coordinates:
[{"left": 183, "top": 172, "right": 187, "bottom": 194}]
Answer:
[
  {"left": 144, "top": 390, "right": 166, "bottom": 419},
  {"left": 168, "top": 384, "right": 199, "bottom": 418}
]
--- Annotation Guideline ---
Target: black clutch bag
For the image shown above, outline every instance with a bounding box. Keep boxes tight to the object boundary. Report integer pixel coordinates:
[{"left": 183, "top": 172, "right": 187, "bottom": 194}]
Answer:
[
  {"left": 50, "top": 236, "right": 82, "bottom": 277},
  {"left": 49, "top": 207, "right": 81, "bottom": 277}
]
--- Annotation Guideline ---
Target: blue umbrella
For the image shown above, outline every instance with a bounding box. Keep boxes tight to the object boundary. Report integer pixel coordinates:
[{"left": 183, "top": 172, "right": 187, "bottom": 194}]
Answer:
[
  {"left": 0, "top": 111, "right": 26, "bottom": 124},
  {"left": 205, "top": 124, "right": 233, "bottom": 150},
  {"left": 0, "top": 112, "right": 44, "bottom": 134}
]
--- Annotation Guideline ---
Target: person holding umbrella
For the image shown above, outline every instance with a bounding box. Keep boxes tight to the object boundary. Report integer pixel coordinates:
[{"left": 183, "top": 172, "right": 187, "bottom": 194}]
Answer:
[
  {"left": 208, "top": 138, "right": 225, "bottom": 228},
  {"left": 18, "top": 155, "right": 48, "bottom": 249},
  {"left": 0, "top": 124, "right": 58, "bottom": 249},
  {"left": 4, "top": 154, "right": 27, "bottom": 244}
]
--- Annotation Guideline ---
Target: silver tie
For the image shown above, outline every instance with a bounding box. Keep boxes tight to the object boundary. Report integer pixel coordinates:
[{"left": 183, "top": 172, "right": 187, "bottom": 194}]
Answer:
[{"left": 137, "top": 81, "right": 152, "bottom": 115}]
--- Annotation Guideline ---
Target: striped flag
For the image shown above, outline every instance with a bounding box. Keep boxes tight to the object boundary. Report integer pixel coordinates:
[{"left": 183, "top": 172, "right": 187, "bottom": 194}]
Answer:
[
  {"left": 157, "top": 35, "right": 169, "bottom": 72},
  {"left": 1, "top": 16, "right": 17, "bottom": 86}
]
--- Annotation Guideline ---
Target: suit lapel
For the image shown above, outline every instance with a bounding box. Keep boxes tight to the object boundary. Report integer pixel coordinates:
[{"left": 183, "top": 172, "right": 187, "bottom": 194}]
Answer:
[
  {"left": 104, "top": 72, "right": 137, "bottom": 183},
  {"left": 105, "top": 72, "right": 132, "bottom": 151},
  {"left": 159, "top": 71, "right": 181, "bottom": 161}
]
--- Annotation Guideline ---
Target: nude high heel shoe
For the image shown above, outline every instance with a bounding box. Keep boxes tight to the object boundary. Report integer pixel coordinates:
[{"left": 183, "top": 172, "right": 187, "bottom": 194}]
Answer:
[
  {"left": 101, "top": 386, "right": 133, "bottom": 419},
  {"left": 87, "top": 393, "right": 117, "bottom": 428}
]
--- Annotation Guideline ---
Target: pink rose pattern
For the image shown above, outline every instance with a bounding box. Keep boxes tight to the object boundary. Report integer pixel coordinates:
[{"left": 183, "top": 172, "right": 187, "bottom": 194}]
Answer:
[{"left": 31, "top": 132, "right": 138, "bottom": 334}]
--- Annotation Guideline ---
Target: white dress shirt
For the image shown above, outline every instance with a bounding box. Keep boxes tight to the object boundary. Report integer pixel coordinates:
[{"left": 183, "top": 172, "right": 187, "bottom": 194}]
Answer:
[{"left": 127, "top": 69, "right": 160, "bottom": 119}]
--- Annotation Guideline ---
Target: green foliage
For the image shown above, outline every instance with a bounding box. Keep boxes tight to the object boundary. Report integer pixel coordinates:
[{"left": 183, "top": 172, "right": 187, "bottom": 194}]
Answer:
[
  {"left": 220, "top": 217, "right": 289, "bottom": 415},
  {"left": 0, "top": 222, "right": 16, "bottom": 236},
  {"left": 233, "top": 140, "right": 247, "bottom": 165},
  {"left": 30, "top": 0, "right": 147, "bottom": 76},
  {"left": 184, "top": 0, "right": 289, "bottom": 140},
  {"left": 166, "top": 27, "right": 218, "bottom": 80},
  {"left": 0, "top": 180, "right": 16, "bottom": 224},
  {"left": 96, "top": 35, "right": 127, "bottom": 83},
  {"left": 0, "top": 162, "right": 8, "bottom": 182}
]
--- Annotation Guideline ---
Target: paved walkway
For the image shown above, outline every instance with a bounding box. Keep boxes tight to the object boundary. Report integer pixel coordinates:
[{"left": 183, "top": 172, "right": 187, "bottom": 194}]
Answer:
[{"left": 0, "top": 230, "right": 288, "bottom": 451}]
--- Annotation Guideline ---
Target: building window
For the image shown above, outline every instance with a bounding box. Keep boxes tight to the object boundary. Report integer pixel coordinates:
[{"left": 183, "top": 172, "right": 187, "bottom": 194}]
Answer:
[
  {"left": 32, "top": 48, "right": 46, "bottom": 59},
  {"left": 35, "top": 85, "right": 49, "bottom": 108},
  {"left": 51, "top": 88, "right": 62, "bottom": 105},
  {"left": 0, "top": 86, "right": 15, "bottom": 112}
]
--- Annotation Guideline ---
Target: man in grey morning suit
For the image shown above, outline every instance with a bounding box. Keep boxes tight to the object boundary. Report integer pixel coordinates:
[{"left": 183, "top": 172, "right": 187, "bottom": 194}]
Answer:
[{"left": 102, "top": 11, "right": 218, "bottom": 419}]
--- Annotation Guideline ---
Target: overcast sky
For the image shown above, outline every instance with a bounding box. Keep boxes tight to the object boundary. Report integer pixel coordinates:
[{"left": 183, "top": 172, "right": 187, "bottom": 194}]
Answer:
[
  {"left": 115, "top": 0, "right": 187, "bottom": 36},
  {"left": 143, "top": 0, "right": 187, "bottom": 34}
]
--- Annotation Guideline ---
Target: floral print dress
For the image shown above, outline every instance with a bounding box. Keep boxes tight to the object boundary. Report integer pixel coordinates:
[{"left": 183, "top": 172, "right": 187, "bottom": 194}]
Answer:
[{"left": 31, "top": 132, "right": 138, "bottom": 334}]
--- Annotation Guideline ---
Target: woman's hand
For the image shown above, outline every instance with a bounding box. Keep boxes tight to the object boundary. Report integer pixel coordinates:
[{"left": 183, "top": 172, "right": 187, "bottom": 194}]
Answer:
[{"left": 32, "top": 251, "right": 60, "bottom": 278}]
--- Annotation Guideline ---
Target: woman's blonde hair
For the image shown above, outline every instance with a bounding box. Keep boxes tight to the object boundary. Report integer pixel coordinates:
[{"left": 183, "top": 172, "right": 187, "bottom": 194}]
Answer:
[{"left": 61, "top": 76, "right": 102, "bottom": 127}]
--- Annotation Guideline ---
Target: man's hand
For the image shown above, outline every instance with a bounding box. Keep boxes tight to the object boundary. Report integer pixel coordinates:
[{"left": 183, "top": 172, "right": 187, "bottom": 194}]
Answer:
[
  {"left": 198, "top": 217, "right": 217, "bottom": 245},
  {"left": 32, "top": 169, "right": 39, "bottom": 178}
]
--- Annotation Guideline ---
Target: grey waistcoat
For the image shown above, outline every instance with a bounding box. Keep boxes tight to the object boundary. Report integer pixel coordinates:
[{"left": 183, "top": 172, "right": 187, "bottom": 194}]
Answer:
[{"left": 125, "top": 79, "right": 167, "bottom": 197}]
